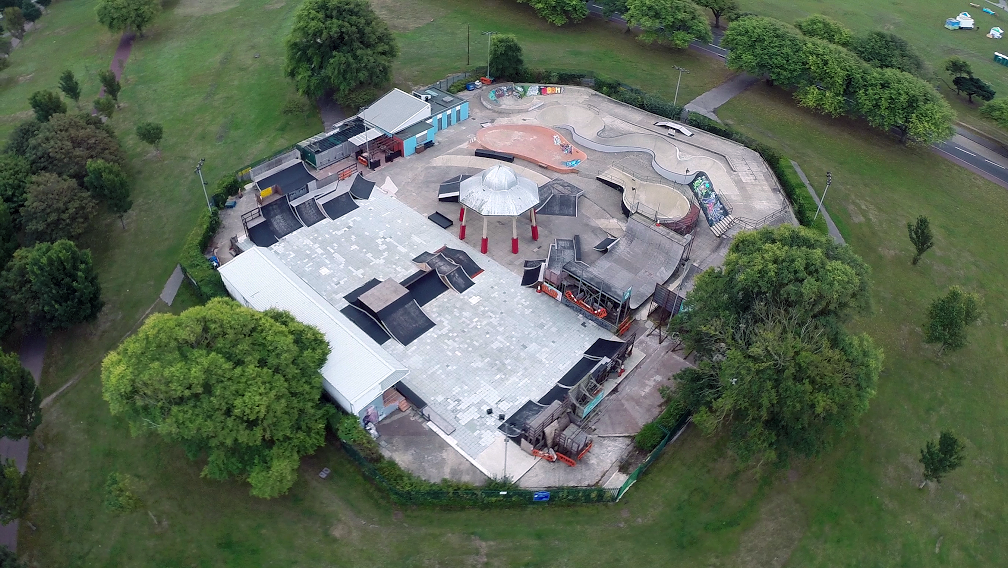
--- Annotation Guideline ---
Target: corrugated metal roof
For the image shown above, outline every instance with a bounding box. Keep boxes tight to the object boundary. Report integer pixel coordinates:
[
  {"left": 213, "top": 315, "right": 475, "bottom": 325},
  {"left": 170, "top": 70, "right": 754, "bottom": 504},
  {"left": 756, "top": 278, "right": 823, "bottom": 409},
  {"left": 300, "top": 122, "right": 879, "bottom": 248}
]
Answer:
[
  {"left": 219, "top": 247, "right": 408, "bottom": 414},
  {"left": 459, "top": 165, "right": 540, "bottom": 216},
  {"left": 361, "top": 88, "right": 431, "bottom": 135}
]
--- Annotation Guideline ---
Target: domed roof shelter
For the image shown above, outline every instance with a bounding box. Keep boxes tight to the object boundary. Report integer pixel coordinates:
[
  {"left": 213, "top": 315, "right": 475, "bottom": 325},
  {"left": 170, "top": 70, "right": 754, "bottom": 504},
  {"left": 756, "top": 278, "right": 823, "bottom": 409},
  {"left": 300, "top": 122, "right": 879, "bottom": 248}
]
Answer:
[{"left": 457, "top": 165, "right": 542, "bottom": 254}]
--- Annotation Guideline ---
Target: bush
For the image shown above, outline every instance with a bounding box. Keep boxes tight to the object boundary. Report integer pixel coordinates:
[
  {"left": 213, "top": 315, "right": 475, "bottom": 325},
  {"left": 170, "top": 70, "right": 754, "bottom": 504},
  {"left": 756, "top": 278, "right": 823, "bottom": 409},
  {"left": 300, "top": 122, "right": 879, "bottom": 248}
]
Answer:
[
  {"left": 179, "top": 208, "right": 225, "bottom": 300},
  {"left": 447, "top": 78, "right": 469, "bottom": 94},
  {"left": 980, "top": 98, "right": 1008, "bottom": 129},
  {"left": 634, "top": 421, "right": 665, "bottom": 452},
  {"left": 330, "top": 413, "right": 383, "bottom": 463},
  {"left": 211, "top": 175, "right": 241, "bottom": 207},
  {"left": 594, "top": 77, "right": 683, "bottom": 120},
  {"left": 103, "top": 472, "right": 142, "bottom": 513}
]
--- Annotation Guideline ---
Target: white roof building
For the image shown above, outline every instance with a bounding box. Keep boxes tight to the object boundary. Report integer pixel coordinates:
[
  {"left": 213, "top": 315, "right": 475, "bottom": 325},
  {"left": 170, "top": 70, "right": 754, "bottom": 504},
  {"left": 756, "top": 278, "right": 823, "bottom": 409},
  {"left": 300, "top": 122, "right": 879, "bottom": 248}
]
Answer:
[
  {"left": 359, "top": 88, "right": 431, "bottom": 135},
  {"left": 218, "top": 247, "right": 409, "bottom": 415}
]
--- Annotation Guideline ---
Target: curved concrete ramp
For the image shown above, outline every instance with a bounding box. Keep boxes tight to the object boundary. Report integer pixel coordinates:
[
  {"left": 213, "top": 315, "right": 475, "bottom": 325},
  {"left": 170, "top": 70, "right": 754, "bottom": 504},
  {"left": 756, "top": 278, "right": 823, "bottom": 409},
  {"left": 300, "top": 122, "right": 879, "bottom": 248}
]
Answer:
[
  {"left": 597, "top": 166, "right": 690, "bottom": 222},
  {"left": 476, "top": 124, "right": 587, "bottom": 173}
]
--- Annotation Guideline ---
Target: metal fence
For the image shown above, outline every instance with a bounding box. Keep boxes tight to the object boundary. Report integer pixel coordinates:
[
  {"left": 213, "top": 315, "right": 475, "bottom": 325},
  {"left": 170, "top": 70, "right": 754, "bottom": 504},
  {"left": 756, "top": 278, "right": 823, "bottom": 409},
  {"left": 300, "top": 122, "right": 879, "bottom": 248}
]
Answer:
[{"left": 616, "top": 415, "right": 691, "bottom": 500}]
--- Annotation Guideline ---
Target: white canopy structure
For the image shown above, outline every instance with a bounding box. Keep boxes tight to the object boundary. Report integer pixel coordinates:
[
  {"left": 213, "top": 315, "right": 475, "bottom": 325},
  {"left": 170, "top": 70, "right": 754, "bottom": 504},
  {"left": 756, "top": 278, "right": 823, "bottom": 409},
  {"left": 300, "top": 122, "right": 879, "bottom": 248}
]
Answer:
[
  {"left": 958, "top": 12, "right": 975, "bottom": 29},
  {"left": 457, "top": 165, "right": 542, "bottom": 254}
]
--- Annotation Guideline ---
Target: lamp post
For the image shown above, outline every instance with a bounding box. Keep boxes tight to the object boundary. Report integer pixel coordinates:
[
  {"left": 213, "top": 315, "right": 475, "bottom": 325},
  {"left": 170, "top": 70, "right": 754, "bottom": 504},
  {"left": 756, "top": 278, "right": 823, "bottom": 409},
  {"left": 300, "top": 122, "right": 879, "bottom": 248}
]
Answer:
[
  {"left": 672, "top": 65, "right": 690, "bottom": 107},
  {"left": 194, "top": 158, "right": 212, "bottom": 212},
  {"left": 813, "top": 171, "right": 832, "bottom": 222},
  {"left": 483, "top": 31, "right": 497, "bottom": 78}
]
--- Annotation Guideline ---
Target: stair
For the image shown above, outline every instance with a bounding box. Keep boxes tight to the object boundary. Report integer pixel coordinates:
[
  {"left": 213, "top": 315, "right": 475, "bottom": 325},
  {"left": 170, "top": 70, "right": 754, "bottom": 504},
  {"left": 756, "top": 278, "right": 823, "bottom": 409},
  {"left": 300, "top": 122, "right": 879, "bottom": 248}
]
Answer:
[{"left": 710, "top": 214, "right": 735, "bottom": 237}]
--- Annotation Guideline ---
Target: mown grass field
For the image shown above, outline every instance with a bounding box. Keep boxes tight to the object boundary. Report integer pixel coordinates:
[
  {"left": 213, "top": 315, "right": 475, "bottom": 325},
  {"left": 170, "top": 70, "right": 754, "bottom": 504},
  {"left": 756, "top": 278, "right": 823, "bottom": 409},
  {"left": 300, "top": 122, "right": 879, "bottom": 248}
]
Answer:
[
  {"left": 739, "top": 0, "right": 1008, "bottom": 135},
  {"left": 15, "top": 0, "right": 1008, "bottom": 566}
]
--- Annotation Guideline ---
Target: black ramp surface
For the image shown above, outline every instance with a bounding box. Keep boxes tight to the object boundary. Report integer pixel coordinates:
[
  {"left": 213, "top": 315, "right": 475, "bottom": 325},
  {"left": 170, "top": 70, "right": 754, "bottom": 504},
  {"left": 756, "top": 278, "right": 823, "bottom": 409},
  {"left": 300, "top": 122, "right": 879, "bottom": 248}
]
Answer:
[
  {"left": 442, "top": 267, "right": 475, "bottom": 293},
  {"left": 320, "top": 192, "right": 359, "bottom": 220},
  {"left": 499, "top": 400, "right": 543, "bottom": 440},
  {"left": 294, "top": 199, "right": 326, "bottom": 227},
  {"left": 584, "top": 338, "right": 624, "bottom": 360},
  {"left": 521, "top": 261, "right": 544, "bottom": 287},
  {"left": 256, "top": 162, "right": 315, "bottom": 193},
  {"left": 340, "top": 305, "right": 391, "bottom": 344},
  {"left": 557, "top": 357, "right": 598, "bottom": 387},
  {"left": 438, "top": 247, "right": 483, "bottom": 278},
  {"left": 428, "top": 212, "right": 453, "bottom": 228},
  {"left": 246, "top": 220, "right": 278, "bottom": 247},
  {"left": 401, "top": 270, "right": 448, "bottom": 306},
  {"left": 538, "top": 383, "right": 573, "bottom": 406},
  {"left": 536, "top": 178, "right": 584, "bottom": 217},
  {"left": 262, "top": 199, "right": 304, "bottom": 239},
  {"left": 377, "top": 296, "right": 436, "bottom": 346},
  {"left": 349, "top": 174, "right": 376, "bottom": 200},
  {"left": 593, "top": 236, "right": 617, "bottom": 252}
]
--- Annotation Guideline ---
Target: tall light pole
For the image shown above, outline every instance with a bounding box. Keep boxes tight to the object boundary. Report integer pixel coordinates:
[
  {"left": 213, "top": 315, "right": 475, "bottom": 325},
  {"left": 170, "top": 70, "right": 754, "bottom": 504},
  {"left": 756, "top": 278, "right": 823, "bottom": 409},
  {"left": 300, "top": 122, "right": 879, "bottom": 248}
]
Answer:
[
  {"left": 813, "top": 171, "right": 832, "bottom": 222},
  {"left": 672, "top": 65, "right": 690, "bottom": 107},
  {"left": 483, "top": 31, "right": 497, "bottom": 78},
  {"left": 194, "top": 158, "right": 212, "bottom": 212}
]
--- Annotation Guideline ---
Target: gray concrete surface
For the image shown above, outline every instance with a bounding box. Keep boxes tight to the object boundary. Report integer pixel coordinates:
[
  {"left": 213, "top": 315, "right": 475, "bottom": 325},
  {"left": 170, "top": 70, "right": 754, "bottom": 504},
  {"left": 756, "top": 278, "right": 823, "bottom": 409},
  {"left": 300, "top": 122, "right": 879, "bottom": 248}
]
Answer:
[
  {"left": 682, "top": 73, "right": 760, "bottom": 122},
  {"left": 159, "top": 264, "right": 185, "bottom": 306},
  {"left": 375, "top": 410, "right": 487, "bottom": 485},
  {"left": 790, "top": 161, "right": 845, "bottom": 245}
]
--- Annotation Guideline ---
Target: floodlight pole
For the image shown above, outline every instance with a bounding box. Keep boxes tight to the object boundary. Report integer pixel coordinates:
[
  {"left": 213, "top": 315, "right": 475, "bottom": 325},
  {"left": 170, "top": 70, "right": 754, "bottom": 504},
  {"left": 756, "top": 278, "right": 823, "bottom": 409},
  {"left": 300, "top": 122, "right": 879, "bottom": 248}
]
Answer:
[
  {"left": 467, "top": 24, "right": 470, "bottom": 66},
  {"left": 813, "top": 171, "right": 832, "bottom": 222},
  {"left": 483, "top": 31, "right": 497, "bottom": 78},
  {"left": 672, "top": 66, "right": 690, "bottom": 107},
  {"left": 194, "top": 158, "right": 212, "bottom": 212}
]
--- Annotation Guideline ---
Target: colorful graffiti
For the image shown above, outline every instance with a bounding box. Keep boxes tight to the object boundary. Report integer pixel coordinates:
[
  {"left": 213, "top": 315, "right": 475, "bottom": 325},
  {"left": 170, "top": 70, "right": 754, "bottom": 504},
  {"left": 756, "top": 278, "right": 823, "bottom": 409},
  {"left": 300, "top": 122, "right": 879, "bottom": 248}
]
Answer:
[
  {"left": 689, "top": 173, "right": 729, "bottom": 226},
  {"left": 539, "top": 85, "right": 563, "bottom": 95}
]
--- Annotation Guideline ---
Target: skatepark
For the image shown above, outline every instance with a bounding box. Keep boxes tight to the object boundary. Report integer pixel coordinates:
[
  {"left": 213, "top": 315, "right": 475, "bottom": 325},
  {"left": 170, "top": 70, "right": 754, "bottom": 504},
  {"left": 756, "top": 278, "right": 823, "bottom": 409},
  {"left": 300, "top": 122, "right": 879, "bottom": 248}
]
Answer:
[{"left": 215, "top": 82, "right": 795, "bottom": 488}]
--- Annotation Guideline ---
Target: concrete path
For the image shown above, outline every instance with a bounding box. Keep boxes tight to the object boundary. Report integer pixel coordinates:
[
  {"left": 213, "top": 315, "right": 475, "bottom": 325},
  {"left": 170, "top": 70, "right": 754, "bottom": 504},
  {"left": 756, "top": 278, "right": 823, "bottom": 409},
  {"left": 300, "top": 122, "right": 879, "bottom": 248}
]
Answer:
[
  {"left": 97, "top": 32, "right": 135, "bottom": 100},
  {"left": 0, "top": 334, "right": 46, "bottom": 552},
  {"left": 790, "top": 160, "right": 845, "bottom": 245},
  {"left": 682, "top": 73, "right": 760, "bottom": 122},
  {"left": 159, "top": 264, "right": 184, "bottom": 306},
  {"left": 317, "top": 96, "right": 347, "bottom": 132}
]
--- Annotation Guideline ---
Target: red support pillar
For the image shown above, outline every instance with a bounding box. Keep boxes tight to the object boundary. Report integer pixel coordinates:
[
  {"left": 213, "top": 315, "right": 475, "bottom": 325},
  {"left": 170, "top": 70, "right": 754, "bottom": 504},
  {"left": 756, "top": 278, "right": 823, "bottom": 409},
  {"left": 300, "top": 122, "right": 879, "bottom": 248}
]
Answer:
[
  {"left": 530, "top": 208, "right": 539, "bottom": 241},
  {"left": 511, "top": 216, "right": 519, "bottom": 254},
  {"left": 459, "top": 205, "right": 466, "bottom": 222},
  {"left": 481, "top": 217, "right": 488, "bottom": 254},
  {"left": 459, "top": 206, "right": 467, "bottom": 240}
]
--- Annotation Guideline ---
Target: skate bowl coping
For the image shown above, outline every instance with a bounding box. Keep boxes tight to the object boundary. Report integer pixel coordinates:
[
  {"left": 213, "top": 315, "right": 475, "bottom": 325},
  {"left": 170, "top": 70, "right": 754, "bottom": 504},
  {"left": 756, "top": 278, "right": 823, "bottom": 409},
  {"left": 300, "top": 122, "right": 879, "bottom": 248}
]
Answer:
[{"left": 476, "top": 125, "right": 588, "bottom": 174}]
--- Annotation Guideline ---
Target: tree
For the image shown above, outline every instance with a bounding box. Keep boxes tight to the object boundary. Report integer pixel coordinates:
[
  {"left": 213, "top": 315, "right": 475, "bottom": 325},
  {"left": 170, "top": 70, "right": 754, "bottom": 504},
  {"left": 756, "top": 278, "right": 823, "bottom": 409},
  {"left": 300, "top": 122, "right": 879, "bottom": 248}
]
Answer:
[
  {"left": 598, "top": 0, "right": 627, "bottom": 17},
  {"left": 58, "top": 70, "right": 82, "bottom": 106},
  {"left": 723, "top": 16, "right": 811, "bottom": 88},
  {"left": 953, "top": 75, "right": 995, "bottom": 103},
  {"left": 95, "top": 0, "right": 161, "bottom": 36},
  {"left": 2, "top": 240, "right": 103, "bottom": 334},
  {"left": 980, "top": 97, "right": 1008, "bottom": 128},
  {"left": 97, "top": 69, "right": 121, "bottom": 103},
  {"left": 0, "top": 351, "right": 40, "bottom": 440},
  {"left": 84, "top": 159, "right": 131, "bottom": 227},
  {"left": 696, "top": 0, "right": 739, "bottom": 29},
  {"left": 21, "top": 172, "right": 97, "bottom": 244},
  {"left": 944, "top": 57, "right": 973, "bottom": 81},
  {"left": 3, "top": 8, "right": 24, "bottom": 41},
  {"left": 19, "top": 0, "right": 39, "bottom": 23},
  {"left": 857, "top": 67, "right": 955, "bottom": 145},
  {"left": 516, "top": 0, "right": 588, "bottom": 26},
  {"left": 920, "top": 431, "right": 965, "bottom": 485},
  {"left": 284, "top": 0, "right": 399, "bottom": 102},
  {"left": 0, "top": 154, "right": 30, "bottom": 223},
  {"left": 5, "top": 119, "right": 40, "bottom": 157},
  {"left": 135, "top": 121, "right": 162, "bottom": 157},
  {"left": 907, "top": 215, "right": 933, "bottom": 265},
  {"left": 672, "top": 226, "right": 882, "bottom": 465},
  {"left": 851, "top": 31, "right": 926, "bottom": 78},
  {"left": 794, "top": 14, "right": 852, "bottom": 47},
  {"left": 0, "top": 203, "right": 18, "bottom": 269},
  {"left": 625, "top": 0, "right": 712, "bottom": 48},
  {"left": 489, "top": 34, "right": 525, "bottom": 81},
  {"left": 93, "top": 95, "right": 116, "bottom": 119},
  {"left": 37, "top": 0, "right": 50, "bottom": 7},
  {"left": 24, "top": 112, "right": 125, "bottom": 182},
  {"left": 0, "top": 459, "right": 29, "bottom": 525},
  {"left": 0, "top": 546, "right": 26, "bottom": 568},
  {"left": 924, "top": 286, "right": 981, "bottom": 354},
  {"left": 27, "top": 90, "right": 66, "bottom": 123},
  {"left": 101, "top": 298, "right": 332, "bottom": 498}
]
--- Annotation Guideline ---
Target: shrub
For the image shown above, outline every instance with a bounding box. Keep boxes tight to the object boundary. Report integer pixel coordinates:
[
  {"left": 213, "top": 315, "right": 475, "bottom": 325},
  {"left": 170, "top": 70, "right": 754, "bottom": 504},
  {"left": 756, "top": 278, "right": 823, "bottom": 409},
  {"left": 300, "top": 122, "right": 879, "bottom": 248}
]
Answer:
[
  {"left": 447, "top": 78, "right": 469, "bottom": 94},
  {"left": 211, "top": 175, "right": 241, "bottom": 207},
  {"left": 179, "top": 208, "right": 225, "bottom": 300},
  {"left": 103, "top": 472, "right": 142, "bottom": 513},
  {"left": 634, "top": 421, "right": 665, "bottom": 452},
  {"left": 330, "top": 412, "right": 383, "bottom": 463}
]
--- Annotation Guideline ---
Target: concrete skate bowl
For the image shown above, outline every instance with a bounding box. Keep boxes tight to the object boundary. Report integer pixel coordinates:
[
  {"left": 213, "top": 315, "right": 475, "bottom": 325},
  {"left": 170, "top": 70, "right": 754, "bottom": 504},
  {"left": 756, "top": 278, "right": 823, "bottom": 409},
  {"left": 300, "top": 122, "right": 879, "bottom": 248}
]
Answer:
[
  {"left": 597, "top": 166, "right": 698, "bottom": 233},
  {"left": 476, "top": 125, "right": 587, "bottom": 173}
]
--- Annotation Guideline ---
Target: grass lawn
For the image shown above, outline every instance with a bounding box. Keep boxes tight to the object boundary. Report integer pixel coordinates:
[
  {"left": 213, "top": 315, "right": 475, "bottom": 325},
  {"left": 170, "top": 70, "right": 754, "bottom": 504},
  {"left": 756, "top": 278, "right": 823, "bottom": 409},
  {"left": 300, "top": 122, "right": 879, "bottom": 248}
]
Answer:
[{"left": 740, "top": 0, "right": 1008, "bottom": 137}]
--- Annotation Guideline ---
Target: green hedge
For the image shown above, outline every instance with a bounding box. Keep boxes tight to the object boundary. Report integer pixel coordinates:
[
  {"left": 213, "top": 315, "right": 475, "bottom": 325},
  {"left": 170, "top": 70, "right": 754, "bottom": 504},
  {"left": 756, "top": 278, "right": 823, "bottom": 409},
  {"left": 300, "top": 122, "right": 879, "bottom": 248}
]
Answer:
[
  {"left": 211, "top": 175, "right": 242, "bottom": 208},
  {"left": 635, "top": 395, "right": 688, "bottom": 452},
  {"left": 685, "top": 113, "right": 828, "bottom": 232},
  {"left": 522, "top": 68, "right": 685, "bottom": 121},
  {"left": 179, "top": 208, "right": 226, "bottom": 300}
]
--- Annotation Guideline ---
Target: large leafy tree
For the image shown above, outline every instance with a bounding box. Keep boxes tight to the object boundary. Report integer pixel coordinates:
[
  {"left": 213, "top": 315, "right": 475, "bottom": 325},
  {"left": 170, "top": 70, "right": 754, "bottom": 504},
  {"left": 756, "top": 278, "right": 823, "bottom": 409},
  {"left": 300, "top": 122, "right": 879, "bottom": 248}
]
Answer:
[
  {"left": 920, "top": 431, "right": 965, "bottom": 485},
  {"left": 24, "top": 112, "right": 124, "bottom": 182},
  {"left": 944, "top": 57, "right": 972, "bottom": 80},
  {"left": 673, "top": 226, "right": 881, "bottom": 466},
  {"left": 598, "top": 0, "right": 627, "bottom": 17},
  {"left": 516, "top": 0, "right": 587, "bottom": 26},
  {"left": 0, "top": 459, "right": 29, "bottom": 525},
  {"left": 695, "top": 0, "right": 739, "bottom": 29},
  {"left": 2, "top": 8, "right": 24, "bottom": 41},
  {"left": 0, "top": 203, "right": 18, "bottom": 270},
  {"left": 793, "top": 14, "right": 851, "bottom": 47},
  {"left": 952, "top": 75, "right": 995, "bottom": 103},
  {"left": 0, "top": 154, "right": 30, "bottom": 224},
  {"left": 95, "top": 0, "right": 161, "bottom": 36},
  {"left": 851, "top": 31, "right": 926, "bottom": 78},
  {"left": 924, "top": 286, "right": 981, "bottom": 354},
  {"left": 489, "top": 34, "right": 526, "bottom": 81},
  {"left": 626, "top": 0, "right": 712, "bottom": 48},
  {"left": 980, "top": 97, "right": 1008, "bottom": 128},
  {"left": 22, "top": 172, "right": 97, "bottom": 244},
  {"left": 28, "top": 90, "right": 66, "bottom": 123},
  {"left": 101, "top": 298, "right": 332, "bottom": 498},
  {"left": 19, "top": 0, "right": 39, "bottom": 23},
  {"left": 84, "top": 159, "right": 132, "bottom": 227},
  {"left": 0, "top": 351, "right": 40, "bottom": 440},
  {"left": 3, "top": 240, "right": 104, "bottom": 334},
  {"left": 285, "top": 0, "right": 399, "bottom": 103},
  {"left": 857, "top": 67, "right": 955, "bottom": 144},
  {"left": 0, "top": 545, "right": 26, "bottom": 568},
  {"left": 5, "top": 119, "right": 40, "bottom": 157}
]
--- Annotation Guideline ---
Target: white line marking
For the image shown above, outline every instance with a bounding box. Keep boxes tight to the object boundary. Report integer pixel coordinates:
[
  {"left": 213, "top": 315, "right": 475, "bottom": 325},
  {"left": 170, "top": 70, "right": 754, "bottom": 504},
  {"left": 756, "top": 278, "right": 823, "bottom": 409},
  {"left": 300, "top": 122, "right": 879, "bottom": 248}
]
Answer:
[
  {"left": 985, "top": 159, "right": 1007, "bottom": 169},
  {"left": 959, "top": 149, "right": 977, "bottom": 157}
]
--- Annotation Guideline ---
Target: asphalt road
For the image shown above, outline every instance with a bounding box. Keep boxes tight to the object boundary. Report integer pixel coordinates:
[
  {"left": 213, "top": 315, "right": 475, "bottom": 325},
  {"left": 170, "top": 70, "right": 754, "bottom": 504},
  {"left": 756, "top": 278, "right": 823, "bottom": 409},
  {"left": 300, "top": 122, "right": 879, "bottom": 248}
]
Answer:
[{"left": 583, "top": 5, "right": 1008, "bottom": 188}]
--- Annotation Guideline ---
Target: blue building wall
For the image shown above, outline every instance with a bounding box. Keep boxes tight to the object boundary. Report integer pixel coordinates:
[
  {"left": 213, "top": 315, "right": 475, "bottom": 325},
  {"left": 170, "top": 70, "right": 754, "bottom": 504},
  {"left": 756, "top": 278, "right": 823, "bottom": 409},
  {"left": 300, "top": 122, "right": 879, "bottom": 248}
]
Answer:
[{"left": 403, "top": 136, "right": 417, "bottom": 156}]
